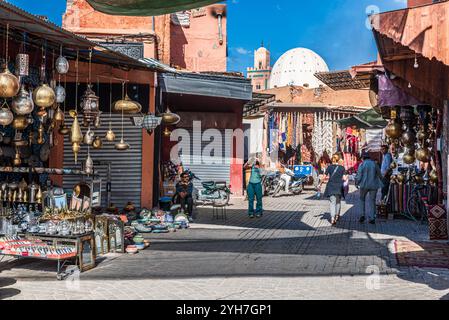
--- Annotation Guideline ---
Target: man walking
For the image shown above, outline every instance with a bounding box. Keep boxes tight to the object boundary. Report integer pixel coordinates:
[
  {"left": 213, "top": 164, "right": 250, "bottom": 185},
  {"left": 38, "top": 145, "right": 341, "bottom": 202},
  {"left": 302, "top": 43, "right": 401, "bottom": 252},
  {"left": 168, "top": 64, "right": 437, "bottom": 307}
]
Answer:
[
  {"left": 380, "top": 145, "right": 393, "bottom": 200},
  {"left": 355, "top": 151, "right": 383, "bottom": 224}
]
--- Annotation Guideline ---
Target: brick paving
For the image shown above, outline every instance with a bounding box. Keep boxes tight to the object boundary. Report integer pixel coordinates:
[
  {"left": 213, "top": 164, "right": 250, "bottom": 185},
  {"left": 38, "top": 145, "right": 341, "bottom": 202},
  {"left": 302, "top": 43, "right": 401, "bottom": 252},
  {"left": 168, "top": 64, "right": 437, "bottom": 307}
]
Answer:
[{"left": 1, "top": 187, "right": 449, "bottom": 300}]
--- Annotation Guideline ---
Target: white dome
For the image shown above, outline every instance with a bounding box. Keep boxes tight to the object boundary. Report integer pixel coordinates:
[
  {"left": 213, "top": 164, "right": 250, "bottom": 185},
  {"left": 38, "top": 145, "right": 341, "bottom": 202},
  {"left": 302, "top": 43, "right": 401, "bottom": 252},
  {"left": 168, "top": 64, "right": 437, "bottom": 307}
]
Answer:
[{"left": 269, "top": 48, "right": 329, "bottom": 89}]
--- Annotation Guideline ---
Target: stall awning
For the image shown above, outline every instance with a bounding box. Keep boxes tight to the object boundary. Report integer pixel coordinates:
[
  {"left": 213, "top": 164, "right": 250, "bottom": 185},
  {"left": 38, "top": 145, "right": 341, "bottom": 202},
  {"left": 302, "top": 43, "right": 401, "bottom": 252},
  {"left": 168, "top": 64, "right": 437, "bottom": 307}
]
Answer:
[
  {"left": 371, "top": 1, "right": 449, "bottom": 107},
  {"left": 0, "top": 1, "right": 174, "bottom": 73},
  {"left": 337, "top": 109, "right": 387, "bottom": 129},
  {"left": 159, "top": 72, "right": 253, "bottom": 101},
  {"left": 86, "top": 0, "right": 222, "bottom": 16}
]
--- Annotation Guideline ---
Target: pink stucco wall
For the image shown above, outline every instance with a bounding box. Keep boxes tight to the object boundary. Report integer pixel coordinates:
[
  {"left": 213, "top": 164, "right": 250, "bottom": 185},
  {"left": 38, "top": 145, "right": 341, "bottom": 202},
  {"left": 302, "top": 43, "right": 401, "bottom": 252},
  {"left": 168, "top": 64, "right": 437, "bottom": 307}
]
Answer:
[{"left": 63, "top": 0, "right": 227, "bottom": 72}]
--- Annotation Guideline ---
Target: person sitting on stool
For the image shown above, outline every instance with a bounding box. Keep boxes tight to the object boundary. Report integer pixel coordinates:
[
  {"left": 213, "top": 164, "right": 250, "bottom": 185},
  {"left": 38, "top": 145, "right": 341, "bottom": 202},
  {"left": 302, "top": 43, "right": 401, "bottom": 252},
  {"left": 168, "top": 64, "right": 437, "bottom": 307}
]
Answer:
[{"left": 173, "top": 172, "right": 194, "bottom": 222}]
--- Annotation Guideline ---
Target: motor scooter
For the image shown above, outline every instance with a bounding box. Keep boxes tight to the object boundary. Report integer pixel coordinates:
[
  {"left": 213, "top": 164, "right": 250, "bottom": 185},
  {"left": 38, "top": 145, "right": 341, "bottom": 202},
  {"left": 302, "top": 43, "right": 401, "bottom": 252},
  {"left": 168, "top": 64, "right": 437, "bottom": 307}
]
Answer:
[
  {"left": 272, "top": 167, "right": 307, "bottom": 197},
  {"left": 184, "top": 170, "right": 232, "bottom": 206}
]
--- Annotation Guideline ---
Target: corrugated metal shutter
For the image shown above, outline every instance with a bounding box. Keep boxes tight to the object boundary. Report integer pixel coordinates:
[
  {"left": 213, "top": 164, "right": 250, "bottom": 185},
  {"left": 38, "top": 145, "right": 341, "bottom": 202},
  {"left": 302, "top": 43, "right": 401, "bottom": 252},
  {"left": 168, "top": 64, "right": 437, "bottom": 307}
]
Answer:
[
  {"left": 63, "top": 113, "right": 142, "bottom": 209},
  {"left": 179, "top": 128, "right": 231, "bottom": 189}
]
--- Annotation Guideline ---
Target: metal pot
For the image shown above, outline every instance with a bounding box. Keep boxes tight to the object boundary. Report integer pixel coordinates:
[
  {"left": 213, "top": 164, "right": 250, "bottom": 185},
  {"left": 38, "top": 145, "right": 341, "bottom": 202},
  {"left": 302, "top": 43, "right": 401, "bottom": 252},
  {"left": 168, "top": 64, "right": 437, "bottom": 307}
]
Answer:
[
  {"left": 83, "top": 127, "right": 95, "bottom": 145},
  {"left": 0, "top": 67, "right": 20, "bottom": 98},
  {"left": 12, "top": 85, "right": 34, "bottom": 115}
]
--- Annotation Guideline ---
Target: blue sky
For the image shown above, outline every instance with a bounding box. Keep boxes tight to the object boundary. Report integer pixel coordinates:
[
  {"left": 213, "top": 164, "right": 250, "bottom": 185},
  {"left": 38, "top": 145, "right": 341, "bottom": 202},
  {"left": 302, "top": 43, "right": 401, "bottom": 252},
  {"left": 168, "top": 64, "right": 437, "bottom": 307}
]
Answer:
[{"left": 8, "top": 0, "right": 407, "bottom": 73}]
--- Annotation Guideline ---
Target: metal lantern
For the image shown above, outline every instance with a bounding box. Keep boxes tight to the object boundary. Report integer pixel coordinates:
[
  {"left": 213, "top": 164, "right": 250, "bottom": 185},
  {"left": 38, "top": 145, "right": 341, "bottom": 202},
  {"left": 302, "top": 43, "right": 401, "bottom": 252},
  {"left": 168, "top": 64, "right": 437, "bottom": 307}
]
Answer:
[
  {"left": 33, "top": 83, "right": 55, "bottom": 108},
  {"left": 115, "top": 138, "right": 130, "bottom": 151},
  {"left": 55, "top": 55, "right": 69, "bottom": 75},
  {"left": 142, "top": 113, "right": 162, "bottom": 134},
  {"left": 0, "top": 67, "right": 20, "bottom": 98},
  {"left": 15, "top": 53, "right": 29, "bottom": 77},
  {"left": 161, "top": 107, "right": 181, "bottom": 125},
  {"left": 55, "top": 85, "right": 66, "bottom": 104},
  {"left": 0, "top": 105, "right": 14, "bottom": 126},
  {"left": 80, "top": 84, "right": 100, "bottom": 127},
  {"left": 112, "top": 94, "right": 142, "bottom": 114},
  {"left": 12, "top": 85, "right": 33, "bottom": 115}
]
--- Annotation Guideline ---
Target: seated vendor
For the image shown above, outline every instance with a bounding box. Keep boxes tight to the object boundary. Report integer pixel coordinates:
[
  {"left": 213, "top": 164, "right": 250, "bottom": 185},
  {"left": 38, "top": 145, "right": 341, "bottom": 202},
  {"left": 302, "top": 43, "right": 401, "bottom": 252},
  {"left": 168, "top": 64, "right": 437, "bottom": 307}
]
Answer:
[{"left": 173, "top": 172, "right": 194, "bottom": 220}]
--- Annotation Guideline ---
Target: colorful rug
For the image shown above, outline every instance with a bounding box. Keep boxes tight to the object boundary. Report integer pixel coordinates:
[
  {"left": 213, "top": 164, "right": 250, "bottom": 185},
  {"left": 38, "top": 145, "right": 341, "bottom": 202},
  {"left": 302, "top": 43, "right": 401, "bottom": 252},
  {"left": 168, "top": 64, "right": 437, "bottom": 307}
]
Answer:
[
  {"left": 428, "top": 205, "right": 448, "bottom": 240},
  {"left": 394, "top": 240, "right": 449, "bottom": 269}
]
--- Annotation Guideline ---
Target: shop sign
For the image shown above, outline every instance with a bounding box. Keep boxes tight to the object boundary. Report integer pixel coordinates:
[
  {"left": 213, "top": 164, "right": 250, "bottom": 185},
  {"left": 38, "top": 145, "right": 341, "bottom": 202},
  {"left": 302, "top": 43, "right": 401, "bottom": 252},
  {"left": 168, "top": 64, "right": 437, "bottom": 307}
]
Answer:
[{"left": 293, "top": 165, "right": 312, "bottom": 177}]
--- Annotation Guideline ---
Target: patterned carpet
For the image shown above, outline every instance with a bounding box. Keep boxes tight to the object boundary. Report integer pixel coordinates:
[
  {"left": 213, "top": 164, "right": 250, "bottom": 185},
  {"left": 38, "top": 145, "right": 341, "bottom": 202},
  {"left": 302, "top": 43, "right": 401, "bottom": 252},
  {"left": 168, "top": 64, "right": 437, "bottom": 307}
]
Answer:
[{"left": 394, "top": 240, "right": 449, "bottom": 269}]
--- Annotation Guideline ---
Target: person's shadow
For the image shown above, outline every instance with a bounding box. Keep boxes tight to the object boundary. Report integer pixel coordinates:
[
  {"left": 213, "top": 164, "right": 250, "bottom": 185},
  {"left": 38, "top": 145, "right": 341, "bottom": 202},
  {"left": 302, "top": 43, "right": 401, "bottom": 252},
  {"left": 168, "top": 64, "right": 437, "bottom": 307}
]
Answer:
[{"left": 0, "top": 277, "right": 20, "bottom": 300}]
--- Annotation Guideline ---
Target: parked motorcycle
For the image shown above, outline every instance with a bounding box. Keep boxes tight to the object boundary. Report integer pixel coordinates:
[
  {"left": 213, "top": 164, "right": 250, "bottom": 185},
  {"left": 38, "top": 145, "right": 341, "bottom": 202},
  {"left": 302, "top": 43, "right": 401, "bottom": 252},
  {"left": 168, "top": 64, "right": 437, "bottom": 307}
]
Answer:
[
  {"left": 183, "top": 170, "right": 232, "bottom": 206},
  {"left": 261, "top": 170, "right": 280, "bottom": 196},
  {"left": 272, "top": 167, "right": 307, "bottom": 197}
]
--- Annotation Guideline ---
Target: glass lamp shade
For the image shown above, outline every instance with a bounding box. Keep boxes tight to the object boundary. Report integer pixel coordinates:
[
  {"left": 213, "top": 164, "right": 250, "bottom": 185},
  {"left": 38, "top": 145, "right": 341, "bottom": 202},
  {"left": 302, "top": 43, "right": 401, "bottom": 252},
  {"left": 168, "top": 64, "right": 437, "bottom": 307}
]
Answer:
[
  {"left": 15, "top": 53, "right": 30, "bottom": 77},
  {"left": 55, "top": 85, "right": 66, "bottom": 104},
  {"left": 142, "top": 114, "right": 162, "bottom": 133},
  {"left": 55, "top": 55, "right": 69, "bottom": 75}
]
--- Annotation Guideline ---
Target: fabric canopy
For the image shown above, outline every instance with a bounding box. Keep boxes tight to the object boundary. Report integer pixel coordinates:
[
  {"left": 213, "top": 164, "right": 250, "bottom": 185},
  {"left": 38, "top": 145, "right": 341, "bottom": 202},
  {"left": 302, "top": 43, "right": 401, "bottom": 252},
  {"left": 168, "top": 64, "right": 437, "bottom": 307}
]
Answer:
[
  {"left": 337, "top": 109, "right": 387, "bottom": 129},
  {"left": 86, "top": 0, "right": 221, "bottom": 16}
]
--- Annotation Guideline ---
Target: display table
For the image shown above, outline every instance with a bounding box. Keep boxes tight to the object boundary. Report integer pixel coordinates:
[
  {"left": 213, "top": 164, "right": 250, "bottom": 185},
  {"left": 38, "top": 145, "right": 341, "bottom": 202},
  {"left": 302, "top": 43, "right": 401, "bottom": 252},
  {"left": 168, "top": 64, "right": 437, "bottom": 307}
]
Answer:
[{"left": 0, "top": 232, "right": 95, "bottom": 280}]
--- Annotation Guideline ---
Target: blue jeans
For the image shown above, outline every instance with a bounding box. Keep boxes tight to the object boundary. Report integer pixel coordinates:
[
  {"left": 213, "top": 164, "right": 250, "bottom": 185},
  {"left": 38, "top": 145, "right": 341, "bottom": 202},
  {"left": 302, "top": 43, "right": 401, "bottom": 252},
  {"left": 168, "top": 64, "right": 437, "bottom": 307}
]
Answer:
[
  {"left": 360, "top": 189, "right": 377, "bottom": 220},
  {"left": 330, "top": 195, "right": 341, "bottom": 220},
  {"left": 247, "top": 182, "right": 263, "bottom": 215}
]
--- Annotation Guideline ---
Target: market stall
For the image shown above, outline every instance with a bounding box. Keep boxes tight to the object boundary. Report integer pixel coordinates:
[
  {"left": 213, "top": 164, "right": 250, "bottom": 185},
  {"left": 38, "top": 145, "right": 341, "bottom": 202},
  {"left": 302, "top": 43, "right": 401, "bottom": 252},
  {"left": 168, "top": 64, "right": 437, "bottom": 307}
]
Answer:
[{"left": 0, "top": 2, "right": 177, "bottom": 277}]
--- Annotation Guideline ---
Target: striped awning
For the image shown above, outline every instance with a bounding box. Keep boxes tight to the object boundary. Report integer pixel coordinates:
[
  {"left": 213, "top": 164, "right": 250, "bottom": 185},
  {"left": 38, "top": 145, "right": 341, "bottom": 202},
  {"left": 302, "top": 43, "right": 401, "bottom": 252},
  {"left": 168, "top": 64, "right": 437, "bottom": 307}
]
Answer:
[{"left": 86, "top": 0, "right": 221, "bottom": 16}]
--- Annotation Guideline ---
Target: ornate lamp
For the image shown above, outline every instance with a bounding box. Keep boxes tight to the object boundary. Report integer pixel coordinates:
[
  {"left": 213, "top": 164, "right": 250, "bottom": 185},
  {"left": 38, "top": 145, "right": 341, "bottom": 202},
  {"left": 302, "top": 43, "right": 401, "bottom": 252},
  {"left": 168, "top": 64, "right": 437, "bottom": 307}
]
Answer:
[
  {"left": 80, "top": 84, "right": 100, "bottom": 127},
  {"left": 142, "top": 113, "right": 162, "bottom": 134}
]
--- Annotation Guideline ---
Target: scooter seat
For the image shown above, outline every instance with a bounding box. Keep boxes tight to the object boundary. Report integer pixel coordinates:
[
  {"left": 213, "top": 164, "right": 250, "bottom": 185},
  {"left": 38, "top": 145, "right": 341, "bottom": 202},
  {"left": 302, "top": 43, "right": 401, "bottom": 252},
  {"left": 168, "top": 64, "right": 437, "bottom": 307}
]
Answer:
[{"left": 202, "top": 181, "right": 216, "bottom": 189}]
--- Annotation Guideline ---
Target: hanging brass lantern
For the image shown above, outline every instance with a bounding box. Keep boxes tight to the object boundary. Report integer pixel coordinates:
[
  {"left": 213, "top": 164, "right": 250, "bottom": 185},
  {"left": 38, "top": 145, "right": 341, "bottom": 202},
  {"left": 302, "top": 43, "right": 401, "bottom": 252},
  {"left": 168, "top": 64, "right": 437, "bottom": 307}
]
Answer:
[
  {"left": 80, "top": 84, "right": 100, "bottom": 127},
  {"left": 70, "top": 111, "right": 83, "bottom": 144},
  {"left": 13, "top": 148, "right": 21, "bottom": 167},
  {"left": 36, "top": 186, "right": 43, "bottom": 203},
  {"left": 397, "top": 173, "right": 405, "bottom": 183},
  {"left": 12, "top": 115, "right": 29, "bottom": 131},
  {"left": 37, "top": 123, "right": 45, "bottom": 145},
  {"left": 113, "top": 94, "right": 142, "bottom": 114},
  {"left": 417, "top": 128, "right": 428, "bottom": 141},
  {"left": 0, "top": 105, "right": 14, "bottom": 126},
  {"left": 105, "top": 129, "right": 116, "bottom": 142},
  {"left": 72, "top": 142, "right": 81, "bottom": 163},
  {"left": 429, "top": 170, "right": 439, "bottom": 184},
  {"left": 115, "top": 138, "right": 130, "bottom": 151},
  {"left": 403, "top": 152, "right": 416, "bottom": 165},
  {"left": 385, "top": 119, "right": 402, "bottom": 139},
  {"left": 415, "top": 147, "right": 430, "bottom": 162},
  {"left": 12, "top": 85, "right": 33, "bottom": 115},
  {"left": 163, "top": 127, "right": 172, "bottom": 137},
  {"left": 161, "top": 107, "right": 181, "bottom": 126},
  {"left": 92, "top": 136, "right": 103, "bottom": 149},
  {"left": 0, "top": 67, "right": 20, "bottom": 98},
  {"left": 401, "top": 128, "right": 416, "bottom": 147},
  {"left": 54, "top": 106, "right": 64, "bottom": 122},
  {"left": 33, "top": 83, "right": 55, "bottom": 108}
]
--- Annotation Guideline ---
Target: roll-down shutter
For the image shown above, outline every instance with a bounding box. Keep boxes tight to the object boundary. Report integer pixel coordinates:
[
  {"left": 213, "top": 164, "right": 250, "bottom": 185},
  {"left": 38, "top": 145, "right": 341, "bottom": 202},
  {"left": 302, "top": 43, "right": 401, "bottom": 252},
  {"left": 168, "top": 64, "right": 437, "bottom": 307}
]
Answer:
[
  {"left": 63, "top": 113, "right": 142, "bottom": 209},
  {"left": 178, "top": 128, "right": 232, "bottom": 189}
]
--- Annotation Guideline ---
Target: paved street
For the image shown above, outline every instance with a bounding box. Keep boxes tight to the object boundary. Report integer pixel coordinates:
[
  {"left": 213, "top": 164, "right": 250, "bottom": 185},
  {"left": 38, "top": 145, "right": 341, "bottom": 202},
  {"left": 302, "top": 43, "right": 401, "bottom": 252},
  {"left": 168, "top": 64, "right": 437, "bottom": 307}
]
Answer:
[{"left": 1, "top": 187, "right": 449, "bottom": 300}]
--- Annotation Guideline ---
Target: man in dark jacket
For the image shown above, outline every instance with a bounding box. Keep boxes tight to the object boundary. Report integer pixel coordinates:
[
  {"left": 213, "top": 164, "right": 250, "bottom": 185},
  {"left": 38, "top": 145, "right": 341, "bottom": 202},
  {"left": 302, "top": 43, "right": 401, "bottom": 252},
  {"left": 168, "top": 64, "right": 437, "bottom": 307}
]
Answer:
[
  {"left": 355, "top": 152, "right": 383, "bottom": 224},
  {"left": 173, "top": 172, "right": 194, "bottom": 220}
]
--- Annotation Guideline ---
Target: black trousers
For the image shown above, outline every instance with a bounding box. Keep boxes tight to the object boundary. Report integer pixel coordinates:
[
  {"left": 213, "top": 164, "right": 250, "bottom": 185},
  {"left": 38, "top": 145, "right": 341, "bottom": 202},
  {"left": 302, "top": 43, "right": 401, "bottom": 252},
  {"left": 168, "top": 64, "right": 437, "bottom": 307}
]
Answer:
[
  {"left": 381, "top": 176, "right": 390, "bottom": 200},
  {"left": 174, "top": 194, "right": 193, "bottom": 216}
]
